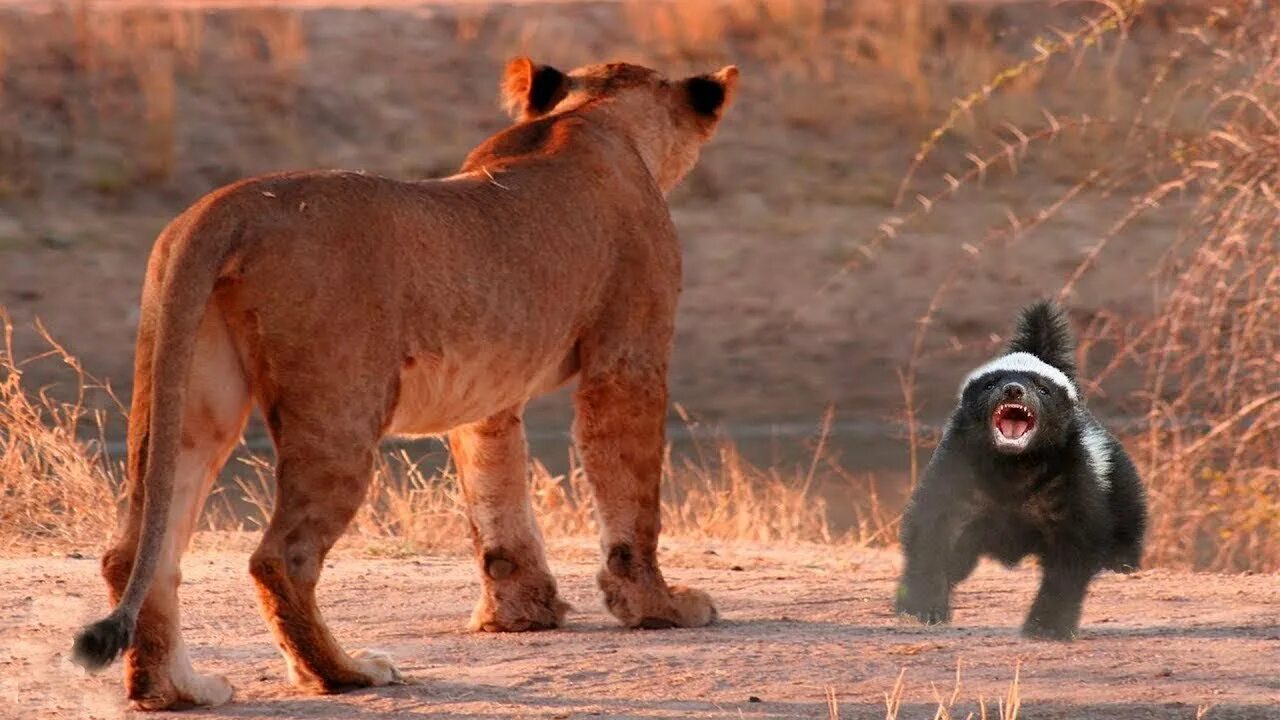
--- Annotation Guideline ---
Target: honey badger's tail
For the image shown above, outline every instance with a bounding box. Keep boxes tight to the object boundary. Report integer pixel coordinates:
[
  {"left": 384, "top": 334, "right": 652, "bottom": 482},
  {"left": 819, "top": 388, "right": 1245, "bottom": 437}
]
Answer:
[
  {"left": 71, "top": 203, "right": 242, "bottom": 672},
  {"left": 1008, "top": 300, "right": 1077, "bottom": 380}
]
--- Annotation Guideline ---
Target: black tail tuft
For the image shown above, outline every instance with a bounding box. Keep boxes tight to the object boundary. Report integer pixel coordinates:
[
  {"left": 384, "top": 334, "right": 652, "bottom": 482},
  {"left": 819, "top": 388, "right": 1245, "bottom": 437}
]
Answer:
[
  {"left": 1008, "top": 300, "right": 1078, "bottom": 380},
  {"left": 71, "top": 611, "right": 134, "bottom": 672}
]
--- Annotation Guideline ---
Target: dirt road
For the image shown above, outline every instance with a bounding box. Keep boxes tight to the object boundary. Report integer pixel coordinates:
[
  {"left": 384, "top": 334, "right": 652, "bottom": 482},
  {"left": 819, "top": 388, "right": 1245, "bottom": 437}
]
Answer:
[{"left": 2, "top": 540, "right": 1277, "bottom": 719}]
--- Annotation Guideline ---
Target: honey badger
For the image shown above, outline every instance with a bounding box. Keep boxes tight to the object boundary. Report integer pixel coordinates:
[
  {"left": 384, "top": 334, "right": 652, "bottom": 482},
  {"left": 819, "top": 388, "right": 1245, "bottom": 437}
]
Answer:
[{"left": 894, "top": 300, "right": 1147, "bottom": 640}]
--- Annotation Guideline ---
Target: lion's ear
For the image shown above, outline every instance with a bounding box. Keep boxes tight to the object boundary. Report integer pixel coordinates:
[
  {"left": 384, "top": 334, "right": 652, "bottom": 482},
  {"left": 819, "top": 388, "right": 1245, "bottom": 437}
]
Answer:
[
  {"left": 502, "top": 57, "right": 570, "bottom": 121},
  {"left": 680, "top": 65, "right": 739, "bottom": 122}
]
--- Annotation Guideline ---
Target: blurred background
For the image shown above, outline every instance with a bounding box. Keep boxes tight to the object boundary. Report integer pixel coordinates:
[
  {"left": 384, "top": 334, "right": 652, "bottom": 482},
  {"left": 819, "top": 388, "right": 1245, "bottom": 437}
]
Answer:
[{"left": 0, "top": 0, "right": 1275, "bottom": 570}]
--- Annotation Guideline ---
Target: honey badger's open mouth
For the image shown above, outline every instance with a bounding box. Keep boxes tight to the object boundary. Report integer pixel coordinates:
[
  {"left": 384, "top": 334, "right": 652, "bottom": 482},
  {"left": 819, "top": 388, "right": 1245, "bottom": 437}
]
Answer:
[{"left": 992, "top": 403, "right": 1036, "bottom": 452}]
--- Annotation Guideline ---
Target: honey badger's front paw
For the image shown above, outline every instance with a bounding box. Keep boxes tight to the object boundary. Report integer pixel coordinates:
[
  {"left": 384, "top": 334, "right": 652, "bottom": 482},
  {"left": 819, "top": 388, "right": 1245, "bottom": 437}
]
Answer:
[{"left": 894, "top": 583, "right": 951, "bottom": 625}]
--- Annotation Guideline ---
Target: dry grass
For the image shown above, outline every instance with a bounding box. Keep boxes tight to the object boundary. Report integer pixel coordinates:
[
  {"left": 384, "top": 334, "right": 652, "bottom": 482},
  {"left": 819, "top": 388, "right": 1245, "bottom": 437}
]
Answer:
[
  {"left": 824, "top": 662, "right": 1023, "bottom": 720},
  {"left": 0, "top": 311, "right": 120, "bottom": 547},
  {"left": 210, "top": 437, "right": 858, "bottom": 555},
  {"left": 0, "top": 313, "right": 879, "bottom": 555}
]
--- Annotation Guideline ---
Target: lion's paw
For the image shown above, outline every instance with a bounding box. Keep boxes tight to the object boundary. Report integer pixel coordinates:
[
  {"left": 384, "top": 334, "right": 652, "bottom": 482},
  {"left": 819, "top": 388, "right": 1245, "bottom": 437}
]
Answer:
[
  {"left": 190, "top": 672, "right": 235, "bottom": 706},
  {"left": 634, "top": 585, "right": 717, "bottom": 629},
  {"left": 350, "top": 649, "right": 404, "bottom": 686},
  {"left": 668, "top": 585, "right": 718, "bottom": 627},
  {"left": 128, "top": 671, "right": 233, "bottom": 711},
  {"left": 469, "top": 592, "right": 570, "bottom": 633}
]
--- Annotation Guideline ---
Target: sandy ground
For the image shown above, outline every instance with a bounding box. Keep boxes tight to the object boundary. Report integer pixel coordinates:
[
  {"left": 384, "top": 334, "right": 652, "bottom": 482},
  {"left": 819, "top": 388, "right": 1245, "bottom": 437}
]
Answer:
[{"left": 2, "top": 540, "right": 1277, "bottom": 719}]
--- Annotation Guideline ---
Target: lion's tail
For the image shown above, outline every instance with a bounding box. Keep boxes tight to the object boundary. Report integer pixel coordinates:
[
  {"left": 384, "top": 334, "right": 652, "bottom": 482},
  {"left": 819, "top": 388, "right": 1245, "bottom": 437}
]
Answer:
[{"left": 72, "top": 207, "right": 241, "bottom": 672}]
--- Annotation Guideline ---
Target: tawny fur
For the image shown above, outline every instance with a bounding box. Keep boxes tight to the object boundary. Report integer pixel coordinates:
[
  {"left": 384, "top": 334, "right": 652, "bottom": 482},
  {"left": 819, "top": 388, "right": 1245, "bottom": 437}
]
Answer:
[{"left": 71, "top": 58, "right": 738, "bottom": 710}]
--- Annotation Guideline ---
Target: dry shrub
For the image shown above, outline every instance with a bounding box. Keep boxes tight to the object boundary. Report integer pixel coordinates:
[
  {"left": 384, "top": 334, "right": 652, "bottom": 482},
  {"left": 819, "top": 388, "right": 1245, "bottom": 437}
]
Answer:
[
  {"left": 1118, "top": 3, "right": 1280, "bottom": 570},
  {"left": 0, "top": 312, "right": 121, "bottom": 547},
  {"left": 663, "top": 445, "right": 835, "bottom": 545},
  {"left": 212, "top": 424, "right": 865, "bottom": 555},
  {"left": 0, "top": 312, "right": 860, "bottom": 554},
  {"left": 878, "top": 0, "right": 1279, "bottom": 571},
  {"left": 353, "top": 452, "right": 604, "bottom": 552}
]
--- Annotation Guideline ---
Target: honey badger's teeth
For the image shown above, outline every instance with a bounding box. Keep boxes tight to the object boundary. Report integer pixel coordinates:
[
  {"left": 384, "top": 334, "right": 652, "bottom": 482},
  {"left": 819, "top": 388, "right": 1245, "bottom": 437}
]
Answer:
[
  {"left": 995, "top": 403, "right": 1035, "bottom": 418},
  {"left": 993, "top": 403, "right": 1035, "bottom": 440}
]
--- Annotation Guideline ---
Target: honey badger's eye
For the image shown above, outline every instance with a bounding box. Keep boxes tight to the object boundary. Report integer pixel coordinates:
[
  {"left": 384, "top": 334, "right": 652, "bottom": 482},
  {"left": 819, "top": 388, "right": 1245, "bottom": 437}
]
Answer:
[
  {"left": 1037, "top": 384, "right": 1051, "bottom": 396},
  {"left": 986, "top": 381, "right": 997, "bottom": 391}
]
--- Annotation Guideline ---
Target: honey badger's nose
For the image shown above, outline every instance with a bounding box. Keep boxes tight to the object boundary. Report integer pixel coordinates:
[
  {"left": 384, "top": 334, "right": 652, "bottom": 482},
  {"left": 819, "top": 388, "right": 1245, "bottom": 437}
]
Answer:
[{"left": 1002, "top": 382, "right": 1026, "bottom": 400}]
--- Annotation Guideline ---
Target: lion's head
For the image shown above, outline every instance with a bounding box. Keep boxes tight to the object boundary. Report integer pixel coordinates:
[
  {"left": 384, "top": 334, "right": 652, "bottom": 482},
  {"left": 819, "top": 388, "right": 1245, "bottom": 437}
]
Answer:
[{"left": 500, "top": 58, "right": 739, "bottom": 193}]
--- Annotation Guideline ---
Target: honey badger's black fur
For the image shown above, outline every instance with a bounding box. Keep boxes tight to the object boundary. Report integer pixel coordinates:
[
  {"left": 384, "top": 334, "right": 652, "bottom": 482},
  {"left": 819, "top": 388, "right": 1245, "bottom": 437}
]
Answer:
[{"left": 894, "top": 300, "right": 1147, "bottom": 640}]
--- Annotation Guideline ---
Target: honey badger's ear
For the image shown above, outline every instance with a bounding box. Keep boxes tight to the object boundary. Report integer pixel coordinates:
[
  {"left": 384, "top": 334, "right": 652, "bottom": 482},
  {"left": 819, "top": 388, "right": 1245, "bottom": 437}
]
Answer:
[
  {"left": 680, "top": 65, "right": 739, "bottom": 123},
  {"left": 502, "top": 57, "right": 570, "bottom": 121},
  {"left": 1008, "top": 300, "right": 1078, "bottom": 381}
]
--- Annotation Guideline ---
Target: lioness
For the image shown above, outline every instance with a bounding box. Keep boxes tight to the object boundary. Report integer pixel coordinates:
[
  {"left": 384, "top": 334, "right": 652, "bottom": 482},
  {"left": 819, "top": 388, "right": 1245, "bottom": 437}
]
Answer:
[{"left": 71, "top": 58, "right": 738, "bottom": 709}]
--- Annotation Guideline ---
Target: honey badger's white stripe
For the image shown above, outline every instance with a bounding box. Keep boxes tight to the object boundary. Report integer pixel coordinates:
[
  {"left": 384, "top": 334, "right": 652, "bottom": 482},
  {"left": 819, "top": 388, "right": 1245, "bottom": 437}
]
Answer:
[
  {"left": 960, "top": 351, "right": 1079, "bottom": 401},
  {"left": 1080, "top": 422, "right": 1114, "bottom": 491}
]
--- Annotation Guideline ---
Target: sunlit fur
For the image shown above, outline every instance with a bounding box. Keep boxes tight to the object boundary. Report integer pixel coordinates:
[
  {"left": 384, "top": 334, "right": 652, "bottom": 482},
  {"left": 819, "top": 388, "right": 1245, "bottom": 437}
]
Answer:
[{"left": 895, "top": 300, "right": 1147, "bottom": 641}]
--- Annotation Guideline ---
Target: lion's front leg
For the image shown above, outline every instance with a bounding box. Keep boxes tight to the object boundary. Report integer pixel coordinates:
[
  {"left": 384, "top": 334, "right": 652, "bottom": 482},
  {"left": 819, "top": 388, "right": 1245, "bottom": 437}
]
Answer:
[
  {"left": 449, "top": 407, "right": 569, "bottom": 632},
  {"left": 573, "top": 363, "right": 717, "bottom": 629}
]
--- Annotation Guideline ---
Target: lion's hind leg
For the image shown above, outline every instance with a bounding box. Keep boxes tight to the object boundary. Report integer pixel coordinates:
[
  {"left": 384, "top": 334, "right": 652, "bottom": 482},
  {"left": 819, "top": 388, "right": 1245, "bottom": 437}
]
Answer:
[
  {"left": 574, "top": 363, "right": 717, "bottom": 629},
  {"left": 449, "top": 406, "right": 569, "bottom": 632},
  {"left": 102, "top": 306, "right": 250, "bottom": 710},
  {"left": 248, "top": 422, "right": 402, "bottom": 694}
]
